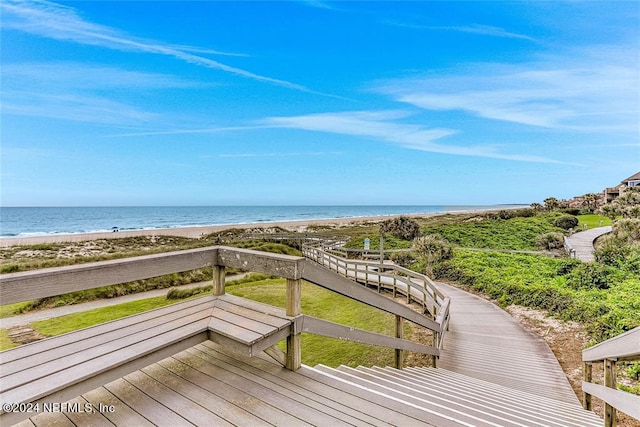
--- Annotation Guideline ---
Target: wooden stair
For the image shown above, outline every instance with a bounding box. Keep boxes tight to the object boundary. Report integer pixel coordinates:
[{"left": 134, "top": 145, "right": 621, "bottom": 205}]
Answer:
[{"left": 314, "top": 364, "right": 603, "bottom": 427}]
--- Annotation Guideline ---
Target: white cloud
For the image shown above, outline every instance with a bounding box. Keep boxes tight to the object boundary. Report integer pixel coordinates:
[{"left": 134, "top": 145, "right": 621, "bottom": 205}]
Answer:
[
  {"left": 0, "top": 0, "right": 311, "bottom": 92},
  {"left": 376, "top": 50, "right": 639, "bottom": 134},
  {"left": 2, "top": 62, "right": 203, "bottom": 90},
  {"left": 2, "top": 90, "right": 156, "bottom": 125},
  {"left": 387, "top": 21, "right": 536, "bottom": 42},
  {"left": 263, "top": 110, "right": 563, "bottom": 163}
]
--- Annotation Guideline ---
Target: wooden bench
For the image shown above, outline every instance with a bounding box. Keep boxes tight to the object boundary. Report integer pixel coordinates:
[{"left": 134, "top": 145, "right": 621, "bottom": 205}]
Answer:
[{"left": 0, "top": 294, "right": 295, "bottom": 425}]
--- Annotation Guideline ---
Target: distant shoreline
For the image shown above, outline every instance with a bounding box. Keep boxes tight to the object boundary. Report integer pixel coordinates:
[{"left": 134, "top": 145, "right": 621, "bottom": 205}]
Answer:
[{"left": 0, "top": 206, "right": 528, "bottom": 248}]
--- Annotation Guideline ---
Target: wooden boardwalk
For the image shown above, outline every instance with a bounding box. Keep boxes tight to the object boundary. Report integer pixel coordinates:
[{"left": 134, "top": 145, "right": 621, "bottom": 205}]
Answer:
[
  {"left": 1, "top": 244, "right": 607, "bottom": 426},
  {"left": 435, "top": 282, "right": 580, "bottom": 405},
  {"left": 565, "top": 226, "right": 612, "bottom": 262}
]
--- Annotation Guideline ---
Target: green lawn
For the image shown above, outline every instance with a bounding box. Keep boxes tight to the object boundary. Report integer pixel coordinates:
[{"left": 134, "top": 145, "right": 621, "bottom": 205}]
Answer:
[{"left": 577, "top": 214, "right": 612, "bottom": 229}]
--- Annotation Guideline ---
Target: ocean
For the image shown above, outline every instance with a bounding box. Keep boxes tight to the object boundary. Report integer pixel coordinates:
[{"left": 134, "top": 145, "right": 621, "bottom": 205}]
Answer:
[{"left": 0, "top": 205, "right": 519, "bottom": 238}]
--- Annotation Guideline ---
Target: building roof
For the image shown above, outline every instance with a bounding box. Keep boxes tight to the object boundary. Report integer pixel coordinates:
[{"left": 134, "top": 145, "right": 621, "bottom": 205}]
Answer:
[{"left": 622, "top": 171, "right": 640, "bottom": 183}]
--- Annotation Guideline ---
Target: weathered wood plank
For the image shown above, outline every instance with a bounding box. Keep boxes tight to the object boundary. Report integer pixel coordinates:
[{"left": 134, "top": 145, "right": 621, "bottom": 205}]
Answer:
[
  {"left": 302, "top": 315, "right": 439, "bottom": 357},
  {"left": 104, "top": 378, "right": 192, "bottom": 426},
  {"left": 0, "top": 247, "right": 219, "bottom": 305},
  {"left": 217, "top": 293, "right": 290, "bottom": 318},
  {"left": 217, "top": 246, "right": 304, "bottom": 279},
  {"left": 29, "top": 410, "right": 74, "bottom": 427},
  {"left": 144, "top": 360, "right": 273, "bottom": 426},
  {"left": 199, "top": 342, "right": 387, "bottom": 426},
  {"left": 185, "top": 346, "right": 352, "bottom": 426},
  {"left": 125, "top": 370, "right": 234, "bottom": 426},
  {"left": 208, "top": 314, "right": 264, "bottom": 345},
  {"left": 582, "top": 326, "right": 640, "bottom": 362},
  {"left": 83, "top": 386, "right": 155, "bottom": 427},
  {"left": 0, "top": 297, "right": 215, "bottom": 371},
  {"left": 170, "top": 350, "right": 314, "bottom": 426},
  {"left": 211, "top": 307, "right": 278, "bottom": 336},
  {"left": 2, "top": 311, "right": 211, "bottom": 392},
  {"left": 582, "top": 381, "right": 640, "bottom": 420},
  {"left": 61, "top": 396, "right": 115, "bottom": 427},
  {"left": 2, "top": 320, "right": 210, "bottom": 405},
  {"left": 214, "top": 298, "right": 290, "bottom": 329}
]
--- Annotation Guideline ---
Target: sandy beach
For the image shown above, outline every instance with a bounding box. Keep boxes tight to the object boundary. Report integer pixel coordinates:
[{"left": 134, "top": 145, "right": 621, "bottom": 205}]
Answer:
[
  {"left": 0, "top": 206, "right": 524, "bottom": 248},
  {"left": 0, "top": 210, "right": 494, "bottom": 248},
  {"left": 0, "top": 215, "right": 406, "bottom": 248}
]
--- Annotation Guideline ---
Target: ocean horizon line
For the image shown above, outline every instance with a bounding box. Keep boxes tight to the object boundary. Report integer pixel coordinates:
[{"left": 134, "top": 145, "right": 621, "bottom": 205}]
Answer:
[{"left": 0, "top": 205, "right": 528, "bottom": 239}]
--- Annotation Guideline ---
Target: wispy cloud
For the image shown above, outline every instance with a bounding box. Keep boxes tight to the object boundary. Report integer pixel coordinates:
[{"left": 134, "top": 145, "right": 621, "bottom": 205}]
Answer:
[
  {"left": 2, "top": 62, "right": 203, "bottom": 90},
  {"left": 262, "top": 110, "right": 562, "bottom": 163},
  {"left": 216, "top": 151, "right": 341, "bottom": 158},
  {"left": 1, "top": 62, "right": 198, "bottom": 124},
  {"left": 2, "top": 90, "right": 156, "bottom": 125},
  {"left": 375, "top": 50, "right": 639, "bottom": 134},
  {"left": 386, "top": 20, "right": 536, "bottom": 41},
  {"left": 0, "top": 0, "right": 312, "bottom": 92}
]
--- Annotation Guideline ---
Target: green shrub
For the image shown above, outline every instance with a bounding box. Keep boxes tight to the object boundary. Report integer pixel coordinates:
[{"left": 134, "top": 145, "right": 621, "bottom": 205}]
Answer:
[
  {"left": 380, "top": 216, "right": 420, "bottom": 241},
  {"left": 536, "top": 232, "right": 565, "bottom": 251},
  {"left": 413, "top": 234, "right": 452, "bottom": 278},
  {"left": 389, "top": 251, "right": 415, "bottom": 267},
  {"left": 554, "top": 215, "right": 579, "bottom": 230},
  {"left": 565, "top": 262, "right": 616, "bottom": 290}
]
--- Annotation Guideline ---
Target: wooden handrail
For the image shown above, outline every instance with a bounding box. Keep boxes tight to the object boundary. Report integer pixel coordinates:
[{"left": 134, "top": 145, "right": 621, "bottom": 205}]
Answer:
[
  {"left": 582, "top": 326, "right": 640, "bottom": 426},
  {"left": 1, "top": 244, "right": 445, "bottom": 372},
  {"left": 301, "top": 242, "right": 450, "bottom": 361}
]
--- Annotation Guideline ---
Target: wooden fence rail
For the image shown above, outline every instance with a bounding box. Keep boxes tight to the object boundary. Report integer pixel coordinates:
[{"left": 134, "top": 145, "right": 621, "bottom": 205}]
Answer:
[
  {"left": 582, "top": 326, "right": 640, "bottom": 426},
  {"left": 301, "top": 240, "right": 450, "bottom": 353}
]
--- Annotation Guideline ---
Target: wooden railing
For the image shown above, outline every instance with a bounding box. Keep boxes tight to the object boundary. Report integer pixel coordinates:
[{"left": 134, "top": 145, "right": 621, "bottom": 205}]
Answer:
[
  {"left": 582, "top": 326, "right": 640, "bottom": 426},
  {"left": 301, "top": 239, "right": 450, "bottom": 354},
  {"left": 564, "top": 236, "right": 576, "bottom": 258},
  {"left": 1, "top": 245, "right": 444, "bottom": 374}
]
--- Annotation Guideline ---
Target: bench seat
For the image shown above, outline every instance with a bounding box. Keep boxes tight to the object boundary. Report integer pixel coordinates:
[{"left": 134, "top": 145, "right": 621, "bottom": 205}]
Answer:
[{"left": 0, "top": 294, "right": 295, "bottom": 425}]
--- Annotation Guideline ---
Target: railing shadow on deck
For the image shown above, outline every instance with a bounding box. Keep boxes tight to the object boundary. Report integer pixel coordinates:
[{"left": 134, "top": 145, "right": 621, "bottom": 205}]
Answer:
[
  {"left": 582, "top": 326, "right": 640, "bottom": 427},
  {"left": 0, "top": 245, "right": 447, "bottom": 424}
]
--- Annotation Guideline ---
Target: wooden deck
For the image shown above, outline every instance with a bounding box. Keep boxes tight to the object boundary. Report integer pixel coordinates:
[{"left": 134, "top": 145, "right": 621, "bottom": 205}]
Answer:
[
  {"left": 1, "top": 293, "right": 296, "bottom": 426},
  {"left": 15, "top": 341, "right": 451, "bottom": 427},
  {"left": 0, "top": 244, "right": 612, "bottom": 426}
]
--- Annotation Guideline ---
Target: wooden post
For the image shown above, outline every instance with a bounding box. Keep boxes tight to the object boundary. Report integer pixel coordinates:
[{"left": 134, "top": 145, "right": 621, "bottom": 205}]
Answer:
[
  {"left": 286, "top": 278, "right": 302, "bottom": 371},
  {"left": 395, "top": 315, "right": 403, "bottom": 369},
  {"left": 432, "top": 332, "right": 440, "bottom": 368},
  {"left": 583, "top": 362, "right": 592, "bottom": 410},
  {"left": 604, "top": 359, "right": 617, "bottom": 427},
  {"left": 212, "top": 265, "right": 225, "bottom": 296}
]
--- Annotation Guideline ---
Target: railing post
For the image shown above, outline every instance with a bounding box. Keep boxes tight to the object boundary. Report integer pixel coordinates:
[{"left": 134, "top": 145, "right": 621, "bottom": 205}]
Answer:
[
  {"left": 212, "top": 265, "right": 226, "bottom": 296},
  {"left": 286, "top": 278, "right": 302, "bottom": 371},
  {"left": 432, "top": 332, "right": 439, "bottom": 368},
  {"left": 583, "top": 362, "right": 592, "bottom": 410},
  {"left": 395, "top": 315, "right": 404, "bottom": 369},
  {"left": 604, "top": 358, "right": 617, "bottom": 427}
]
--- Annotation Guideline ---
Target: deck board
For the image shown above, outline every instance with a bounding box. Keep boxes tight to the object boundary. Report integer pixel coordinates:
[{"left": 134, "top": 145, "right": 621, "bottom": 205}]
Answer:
[
  {"left": 124, "top": 370, "right": 234, "bottom": 427},
  {"left": 198, "top": 342, "right": 386, "bottom": 427},
  {"left": 142, "top": 362, "right": 272, "bottom": 426},
  {"left": 104, "top": 378, "right": 192, "bottom": 426},
  {"left": 183, "top": 346, "right": 338, "bottom": 425},
  {"left": 83, "top": 386, "right": 155, "bottom": 427},
  {"left": 161, "top": 352, "right": 311, "bottom": 426}
]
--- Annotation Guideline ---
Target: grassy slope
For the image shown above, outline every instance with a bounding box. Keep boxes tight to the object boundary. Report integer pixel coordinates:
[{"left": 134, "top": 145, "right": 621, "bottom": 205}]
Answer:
[{"left": 432, "top": 214, "right": 639, "bottom": 342}]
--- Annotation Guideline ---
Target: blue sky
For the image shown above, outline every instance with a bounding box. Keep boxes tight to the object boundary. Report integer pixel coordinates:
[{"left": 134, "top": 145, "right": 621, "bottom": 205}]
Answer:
[{"left": 1, "top": 0, "right": 638, "bottom": 207}]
